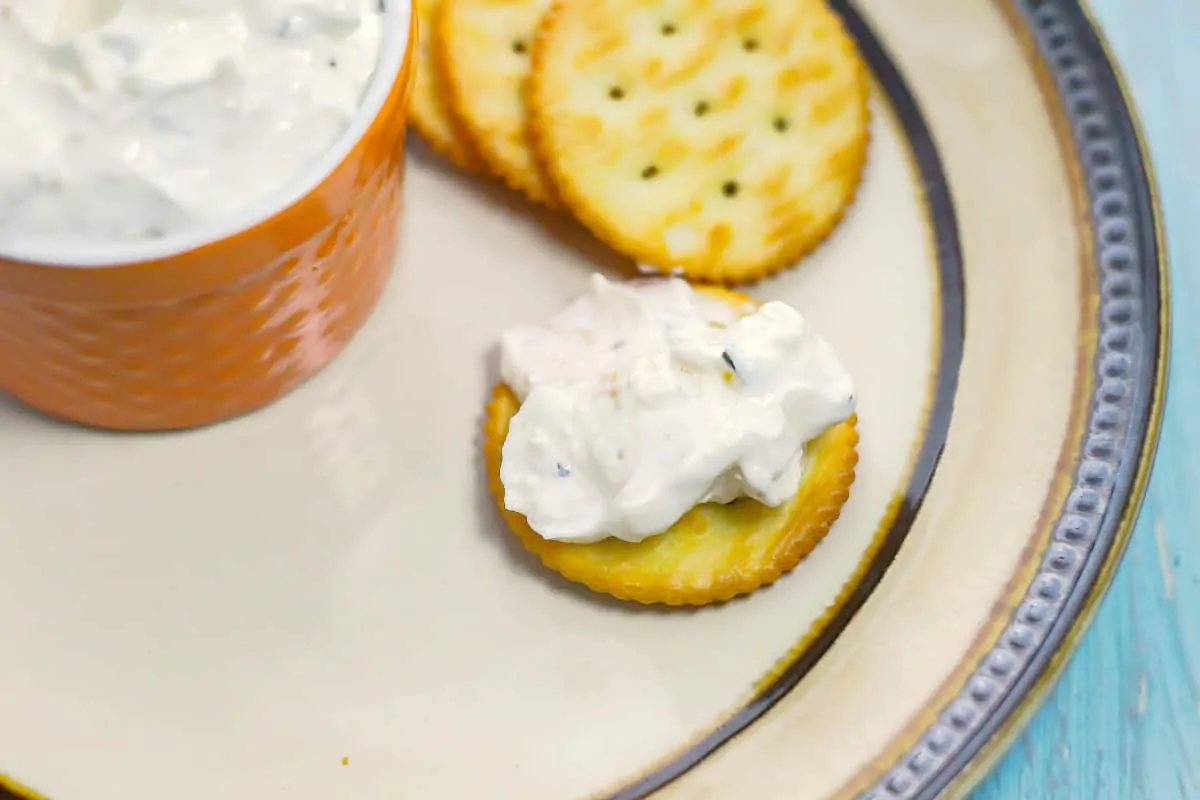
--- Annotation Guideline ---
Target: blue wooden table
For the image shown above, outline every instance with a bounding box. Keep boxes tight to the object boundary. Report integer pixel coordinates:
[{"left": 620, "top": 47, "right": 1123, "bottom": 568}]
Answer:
[{"left": 973, "top": 2, "right": 1199, "bottom": 798}]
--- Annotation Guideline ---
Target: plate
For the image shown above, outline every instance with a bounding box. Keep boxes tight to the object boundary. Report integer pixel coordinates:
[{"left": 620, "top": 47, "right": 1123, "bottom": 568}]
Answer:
[{"left": 0, "top": 0, "right": 1166, "bottom": 798}]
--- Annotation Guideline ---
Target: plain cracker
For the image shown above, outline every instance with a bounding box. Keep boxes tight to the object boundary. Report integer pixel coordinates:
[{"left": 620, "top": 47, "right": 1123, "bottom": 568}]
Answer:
[
  {"left": 411, "top": 0, "right": 483, "bottom": 170},
  {"left": 482, "top": 287, "right": 860, "bottom": 606},
  {"left": 530, "top": 0, "right": 871, "bottom": 283},
  {"left": 436, "top": 0, "right": 558, "bottom": 205}
]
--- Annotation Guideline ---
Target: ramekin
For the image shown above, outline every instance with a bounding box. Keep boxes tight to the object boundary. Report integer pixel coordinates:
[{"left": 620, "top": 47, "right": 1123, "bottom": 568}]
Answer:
[{"left": 0, "top": 2, "right": 416, "bottom": 432}]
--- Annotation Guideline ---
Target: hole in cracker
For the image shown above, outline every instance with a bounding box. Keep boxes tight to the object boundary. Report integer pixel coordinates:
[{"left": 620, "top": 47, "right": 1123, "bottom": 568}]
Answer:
[
  {"left": 694, "top": 101, "right": 710, "bottom": 116},
  {"left": 608, "top": 86, "right": 626, "bottom": 100},
  {"left": 641, "top": 165, "right": 659, "bottom": 179},
  {"left": 742, "top": 37, "right": 760, "bottom": 52},
  {"left": 722, "top": 180, "right": 740, "bottom": 197},
  {"left": 773, "top": 116, "right": 789, "bottom": 132},
  {"left": 661, "top": 22, "right": 677, "bottom": 35},
  {"left": 511, "top": 40, "right": 527, "bottom": 54}
]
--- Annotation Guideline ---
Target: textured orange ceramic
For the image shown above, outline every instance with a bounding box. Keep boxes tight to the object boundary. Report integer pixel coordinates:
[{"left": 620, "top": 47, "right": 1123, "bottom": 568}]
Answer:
[{"left": 0, "top": 9, "right": 416, "bottom": 432}]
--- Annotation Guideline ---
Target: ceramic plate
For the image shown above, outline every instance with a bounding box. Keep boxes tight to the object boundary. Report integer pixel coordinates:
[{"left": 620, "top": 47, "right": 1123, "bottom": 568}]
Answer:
[{"left": 0, "top": 0, "right": 1166, "bottom": 798}]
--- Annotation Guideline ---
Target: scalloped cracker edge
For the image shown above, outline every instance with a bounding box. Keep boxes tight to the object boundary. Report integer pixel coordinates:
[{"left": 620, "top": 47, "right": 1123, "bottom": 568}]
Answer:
[
  {"left": 411, "top": 0, "right": 485, "bottom": 170},
  {"left": 436, "top": 0, "right": 559, "bottom": 205},
  {"left": 529, "top": 0, "right": 871, "bottom": 284}
]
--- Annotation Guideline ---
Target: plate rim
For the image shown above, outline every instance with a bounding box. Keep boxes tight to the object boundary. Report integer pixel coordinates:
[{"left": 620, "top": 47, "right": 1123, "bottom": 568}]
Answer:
[{"left": 849, "top": 1, "right": 1169, "bottom": 797}]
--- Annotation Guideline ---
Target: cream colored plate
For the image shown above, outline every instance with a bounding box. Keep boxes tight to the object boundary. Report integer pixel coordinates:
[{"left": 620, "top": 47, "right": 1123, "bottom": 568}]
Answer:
[{"left": 0, "top": 1, "right": 1166, "bottom": 798}]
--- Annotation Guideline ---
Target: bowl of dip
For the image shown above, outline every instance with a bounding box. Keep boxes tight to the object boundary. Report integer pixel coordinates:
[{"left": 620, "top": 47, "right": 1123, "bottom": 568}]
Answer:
[{"left": 0, "top": 0, "right": 415, "bottom": 431}]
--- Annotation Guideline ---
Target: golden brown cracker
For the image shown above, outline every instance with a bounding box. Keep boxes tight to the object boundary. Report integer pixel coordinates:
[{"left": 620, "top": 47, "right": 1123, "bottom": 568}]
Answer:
[
  {"left": 436, "top": 0, "right": 558, "bottom": 205},
  {"left": 482, "top": 287, "right": 859, "bottom": 606},
  {"left": 529, "top": 0, "right": 871, "bottom": 284},
  {"left": 411, "top": 0, "right": 484, "bottom": 170}
]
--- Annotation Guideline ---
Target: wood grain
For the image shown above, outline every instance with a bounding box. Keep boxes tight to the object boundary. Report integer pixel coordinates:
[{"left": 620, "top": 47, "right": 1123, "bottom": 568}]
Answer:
[{"left": 973, "top": 1, "right": 1200, "bottom": 797}]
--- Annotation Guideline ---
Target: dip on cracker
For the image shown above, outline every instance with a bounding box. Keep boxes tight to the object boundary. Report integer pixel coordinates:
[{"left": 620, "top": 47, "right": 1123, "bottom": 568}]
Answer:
[{"left": 483, "top": 274, "right": 860, "bottom": 606}]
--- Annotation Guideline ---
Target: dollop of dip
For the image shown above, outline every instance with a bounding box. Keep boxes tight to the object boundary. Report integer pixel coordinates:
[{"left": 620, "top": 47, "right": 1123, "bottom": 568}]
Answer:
[
  {"left": 0, "top": 0, "right": 383, "bottom": 243},
  {"left": 499, "top": 274, "right": 857, "bottom": 544}
]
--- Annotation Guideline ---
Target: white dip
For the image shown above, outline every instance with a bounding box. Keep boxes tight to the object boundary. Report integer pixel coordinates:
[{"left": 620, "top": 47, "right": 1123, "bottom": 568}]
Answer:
[
  {"left": 499, "top": 274, "right": 857, "bottom": 545},
  {"left": 0, "top": 0, "right": 384, "bottom": 243}
]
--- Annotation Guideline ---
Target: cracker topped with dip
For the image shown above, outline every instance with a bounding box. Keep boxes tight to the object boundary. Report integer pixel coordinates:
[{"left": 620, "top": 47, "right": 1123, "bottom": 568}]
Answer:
[{"left": 483, "top": 275, "right": 859, "bottom": 605}]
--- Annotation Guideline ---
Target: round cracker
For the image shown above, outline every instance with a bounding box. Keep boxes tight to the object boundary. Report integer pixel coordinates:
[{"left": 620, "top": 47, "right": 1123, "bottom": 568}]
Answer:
[
  {"left": 529, "top": 0, "right": 871, "bottom": 283},
  {"left": 436, "top": 0, "right": 559, "bottom": 205},
  {"left": 482, "top": 287, "right": 860, "bottom": 606},
  {"left": 411, "top": 0, "right": 484, "bottom": 170}
]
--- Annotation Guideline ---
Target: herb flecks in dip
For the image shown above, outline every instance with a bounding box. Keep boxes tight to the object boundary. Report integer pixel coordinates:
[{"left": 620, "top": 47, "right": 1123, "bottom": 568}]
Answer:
[
  {"left": 499, "top": 275, "right": 857, "bottom": 544},
  {"left": 0, "top": 0, "right": 384, "bottom": 243}
]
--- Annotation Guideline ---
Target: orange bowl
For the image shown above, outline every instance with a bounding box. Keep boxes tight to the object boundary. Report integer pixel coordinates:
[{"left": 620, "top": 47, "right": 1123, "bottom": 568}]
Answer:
[{"left": 0, "top": 4, "right": 417, "bottom": 432}]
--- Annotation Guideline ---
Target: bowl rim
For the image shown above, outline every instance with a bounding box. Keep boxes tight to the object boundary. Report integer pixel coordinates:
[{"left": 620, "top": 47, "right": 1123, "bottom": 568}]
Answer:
[{"left": 0, "top": 0, "right": 414, "bottom": 271}]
